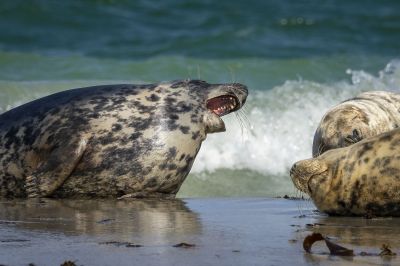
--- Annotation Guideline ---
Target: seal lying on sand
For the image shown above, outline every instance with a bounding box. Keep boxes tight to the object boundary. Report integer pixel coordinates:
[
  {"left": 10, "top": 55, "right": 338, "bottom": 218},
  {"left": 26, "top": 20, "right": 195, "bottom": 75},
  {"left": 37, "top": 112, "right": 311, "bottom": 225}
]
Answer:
[
  {"left": 312, "top": 91, "right": 400, "bottom": 157},
  {"left": 0, "top": 80, "right": 247, "bottom": 198},
  {"left": 291, "top": 128, "right": 400, "bottom": 216}
]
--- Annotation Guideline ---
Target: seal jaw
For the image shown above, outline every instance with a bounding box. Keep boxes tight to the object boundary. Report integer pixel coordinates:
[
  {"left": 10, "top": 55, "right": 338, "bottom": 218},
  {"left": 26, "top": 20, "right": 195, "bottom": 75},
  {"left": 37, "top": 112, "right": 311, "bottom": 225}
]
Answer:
[
  {"left": 206, "top": 95, "right": 239, "bottom": 117},
  {"left": 203, "top": 112, "right": 226, "bottom": 133},
  {"left": 204, "top": 94, "right": 239, "bottom": 133}
]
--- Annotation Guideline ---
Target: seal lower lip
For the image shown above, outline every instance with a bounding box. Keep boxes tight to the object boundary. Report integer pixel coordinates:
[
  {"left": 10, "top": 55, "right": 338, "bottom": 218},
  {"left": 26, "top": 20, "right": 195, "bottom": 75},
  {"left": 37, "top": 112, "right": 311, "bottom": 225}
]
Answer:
[{"left": 206, "top": 95, "right": 239, "bottom": 116}]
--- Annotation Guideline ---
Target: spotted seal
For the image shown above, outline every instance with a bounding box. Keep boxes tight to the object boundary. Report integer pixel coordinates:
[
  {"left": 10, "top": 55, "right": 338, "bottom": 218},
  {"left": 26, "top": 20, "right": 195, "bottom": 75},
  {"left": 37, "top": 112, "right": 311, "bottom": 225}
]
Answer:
[
  {"left": 312, "top": 91, "right": 400, "bottom": 157},
  {"left": 291, "top": 128, "right": 400, "bottom": 216},
  {"left": 0, "top": 80, "right": 247, "bottom": 198}
]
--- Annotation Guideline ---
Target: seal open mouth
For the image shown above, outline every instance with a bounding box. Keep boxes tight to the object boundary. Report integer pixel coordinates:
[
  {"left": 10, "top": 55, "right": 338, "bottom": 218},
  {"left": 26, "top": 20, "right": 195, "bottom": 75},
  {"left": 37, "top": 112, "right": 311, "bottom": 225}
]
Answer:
[{"left": 206, "top": 95, "right": 239, "bottom": 117}]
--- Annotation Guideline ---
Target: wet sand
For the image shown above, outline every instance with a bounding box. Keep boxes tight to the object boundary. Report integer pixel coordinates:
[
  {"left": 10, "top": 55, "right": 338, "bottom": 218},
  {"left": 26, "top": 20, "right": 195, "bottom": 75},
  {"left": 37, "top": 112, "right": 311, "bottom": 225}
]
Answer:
[{"left": 0, "top": 198, "right": 399, "bottom": 266}]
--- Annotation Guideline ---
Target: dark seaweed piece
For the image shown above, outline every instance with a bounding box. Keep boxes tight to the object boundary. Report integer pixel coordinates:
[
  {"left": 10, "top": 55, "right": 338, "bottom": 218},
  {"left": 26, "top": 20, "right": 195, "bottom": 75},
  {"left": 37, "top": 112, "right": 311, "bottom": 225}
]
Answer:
[
  {"left": 0, "top": 239, "right": 30, "bottom": 242},
  {"left": 303, "top": 233, "right": 354, "bottom": 256},
  {"left": 98, "top": 241, "right": 142, "bottom": 247},
  {"left": 379, "top": 244, "right": 397, "bottom": 257},
  {"left": 303, "top": 233, "right": 324, "bottom": 253},
  {"left": 324, "top": 238, "right": 354, "bottom": 256},
  {"left": 126, "top": 243, "right": 142, "bottom": 248},
  {"left": 173, "top": 242, "right": 196, "bottom": 248},
  {"left": 60, "top": 261, "right": 77, "bottom": 266},
  {"left": 96, "top": 218, "right": 115, "bottom": 224},
  {"left": 305, "top": 223, "right": 326, "bottom": 228}
]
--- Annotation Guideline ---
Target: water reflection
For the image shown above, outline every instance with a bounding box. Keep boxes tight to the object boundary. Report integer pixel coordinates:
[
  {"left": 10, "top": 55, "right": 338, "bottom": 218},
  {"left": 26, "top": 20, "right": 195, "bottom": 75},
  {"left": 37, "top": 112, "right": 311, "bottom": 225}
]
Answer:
[
  {"left": 305, "top": 215, "right": 400, "bottom": 248},
  {"left": 0, "top": 199, "right": 201, "bottom": 242},
  {"left": 293, "top": 213, "right": 400, "bottom": 265}
]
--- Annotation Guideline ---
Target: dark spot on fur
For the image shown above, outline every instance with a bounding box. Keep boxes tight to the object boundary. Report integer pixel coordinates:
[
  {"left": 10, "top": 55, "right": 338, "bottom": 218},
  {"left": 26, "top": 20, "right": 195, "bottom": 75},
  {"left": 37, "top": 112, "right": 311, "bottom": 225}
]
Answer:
[
  {"left": 380, "top": 133, "right": 393, "bottom": 142},
  {"left": 169, "top": 114, "right": 179, "bottom": 120},
  {"left": 357, "top": 142, "right": 374, "bottom": 158},
  {"left": 170, "top": 81, "right": 187, "bottom": 88},
  {"left": 168, "top": 164, "right": 177, "bottom": 170},
  {"left": 4, "top": 126, "right": 20, "bottom": 149},
  {"left": 146, "top": 94, "right": 160, "bottom": 102},
  {"left": 111, "top": 124, "right": 122, "bottom": 132},
  {"left": 145, "top": 177, "right": 158, "bottom": 188},
  {"left": 380, "top": 167, "right": 399, "bottom": 176},
  {"left": 129, "top": 132, "right": 142, "bottom": 140},
  {"left": 131, "top": 118, "right": 153, "bottom": 131},
  {"left": 192, "top": 131, "right": 200, "bottom": 140},
  {"left": 168, "top": 147, "right": 177, "bottom": 158},
  {"left": 179, "top": 126, "right": 190, "bottom": 134},
  {"left": 344, "top": 162, "right": 355, "bottom": 173},
  {"left": 99, "top": 132, "right": 116, "bottom": 145},
  {"left": 350, "top": 180, "right": 361, "bottom": 208}
]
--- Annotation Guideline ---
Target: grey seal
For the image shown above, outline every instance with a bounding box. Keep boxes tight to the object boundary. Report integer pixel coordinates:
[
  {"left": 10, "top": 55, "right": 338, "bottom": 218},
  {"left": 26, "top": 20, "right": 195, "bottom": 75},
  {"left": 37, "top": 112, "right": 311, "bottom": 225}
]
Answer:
[
  {"left": 291, "top": 128, "right": 400, "bottom": 216},
  {"left": 312, "top": 91, "right": 400, "bottom": 157},
  {"left": 0, "top": 80, "right": 247, "bottom": 198}
]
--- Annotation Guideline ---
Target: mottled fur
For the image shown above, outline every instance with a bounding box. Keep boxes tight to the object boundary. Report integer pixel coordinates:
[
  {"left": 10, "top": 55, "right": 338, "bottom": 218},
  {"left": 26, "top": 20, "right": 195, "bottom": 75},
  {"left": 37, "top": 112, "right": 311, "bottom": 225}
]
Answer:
[
  {"left": 291, "top": 128, "right": 400, "bottom": 216},
  {"left": 313, "top": 91, "right": 400, "bottom": 157},
  {"left": 0, "top": 80, "right": 247, "bottom": 198}
]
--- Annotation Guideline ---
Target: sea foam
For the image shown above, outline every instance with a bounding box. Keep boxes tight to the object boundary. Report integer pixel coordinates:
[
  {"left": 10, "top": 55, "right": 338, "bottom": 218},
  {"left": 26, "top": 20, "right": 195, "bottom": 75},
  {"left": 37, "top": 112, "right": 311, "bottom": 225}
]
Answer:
[{"left": 191, "top": 60, "right": 400, "bottom": 176}]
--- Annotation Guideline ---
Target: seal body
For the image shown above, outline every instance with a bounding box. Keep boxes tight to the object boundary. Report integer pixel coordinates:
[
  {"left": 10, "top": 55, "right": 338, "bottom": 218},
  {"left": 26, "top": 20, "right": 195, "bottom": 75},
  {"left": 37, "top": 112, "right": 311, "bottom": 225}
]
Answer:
[
  {"left": 0, "top": 80, "right": 247, "bottom": 198},
  {"left": 312, "top": 91, "right": 400, "bottom": 157},
  {"left": 291, "top": 128, "right": 400, "bottom": 216}
]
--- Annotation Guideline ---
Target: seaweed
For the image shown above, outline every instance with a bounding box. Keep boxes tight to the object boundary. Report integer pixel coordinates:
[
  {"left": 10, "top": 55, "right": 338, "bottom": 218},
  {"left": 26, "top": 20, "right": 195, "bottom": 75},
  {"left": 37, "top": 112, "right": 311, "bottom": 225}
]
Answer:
[
  {"left": 303, "top": 233, "right": 354, "bottom": 256},
  {"left": 173, "top": 242, "right": 196, "bottom": 248},
  {"left": 303, "top": 233, "right": 397, "bottom": 257}
]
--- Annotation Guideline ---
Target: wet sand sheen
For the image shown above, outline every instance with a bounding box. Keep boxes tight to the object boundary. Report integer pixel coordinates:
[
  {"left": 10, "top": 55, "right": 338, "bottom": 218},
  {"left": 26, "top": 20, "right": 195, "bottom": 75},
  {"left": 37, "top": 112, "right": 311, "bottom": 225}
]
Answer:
[{"left": 0, "top": 198, "right": 399, "bottom": 266}]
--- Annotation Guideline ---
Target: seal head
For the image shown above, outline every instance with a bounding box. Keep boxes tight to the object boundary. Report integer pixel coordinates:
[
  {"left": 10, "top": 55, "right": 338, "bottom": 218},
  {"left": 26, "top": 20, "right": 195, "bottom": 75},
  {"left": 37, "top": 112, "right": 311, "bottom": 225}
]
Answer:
[
  {"left": 292, "top": 129, "right": 400, "bottom": 216},
  {"left": 312, "top": 91, "right": 400, "bottom": 157}
]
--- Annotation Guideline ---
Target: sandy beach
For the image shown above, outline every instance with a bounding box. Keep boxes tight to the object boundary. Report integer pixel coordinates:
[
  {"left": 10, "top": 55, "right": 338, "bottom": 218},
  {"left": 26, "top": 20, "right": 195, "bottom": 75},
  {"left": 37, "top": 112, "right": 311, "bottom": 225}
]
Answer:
[{"left": 0, "top": 198, "right": 398, "bottom": 266}]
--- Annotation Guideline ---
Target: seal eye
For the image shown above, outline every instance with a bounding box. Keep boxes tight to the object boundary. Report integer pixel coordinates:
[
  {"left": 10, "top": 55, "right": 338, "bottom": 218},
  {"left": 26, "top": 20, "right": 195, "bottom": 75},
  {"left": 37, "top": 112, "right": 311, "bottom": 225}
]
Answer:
[{"left": 206, "top": 95, "right": 239, "bottom": 117}]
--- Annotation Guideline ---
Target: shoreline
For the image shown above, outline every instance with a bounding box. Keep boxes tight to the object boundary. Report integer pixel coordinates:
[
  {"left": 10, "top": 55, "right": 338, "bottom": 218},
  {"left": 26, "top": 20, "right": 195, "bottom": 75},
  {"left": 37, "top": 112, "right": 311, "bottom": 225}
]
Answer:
[{"left": 0, "top": 198, "right": 398, "bottom": 266}]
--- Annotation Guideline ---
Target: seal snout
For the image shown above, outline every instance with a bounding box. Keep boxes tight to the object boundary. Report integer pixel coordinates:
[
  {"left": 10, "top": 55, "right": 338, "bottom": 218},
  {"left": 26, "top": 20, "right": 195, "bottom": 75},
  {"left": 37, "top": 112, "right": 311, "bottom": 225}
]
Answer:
[
  {"left": 290, "top": 159, "right": 328, "bottom": 194},
  {"left": 289, "top": 161, "right": 308, "bottom": 193},
  {"left": 229, "top": 83, "right": 248, "bottom": 106}
]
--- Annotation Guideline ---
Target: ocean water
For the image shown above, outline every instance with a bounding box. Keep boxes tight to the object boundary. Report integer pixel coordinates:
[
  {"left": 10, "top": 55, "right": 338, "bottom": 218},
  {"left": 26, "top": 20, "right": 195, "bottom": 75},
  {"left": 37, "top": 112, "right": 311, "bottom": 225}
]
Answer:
[{"left": 0, "top": 0, "right": 399, "bottom": 197}]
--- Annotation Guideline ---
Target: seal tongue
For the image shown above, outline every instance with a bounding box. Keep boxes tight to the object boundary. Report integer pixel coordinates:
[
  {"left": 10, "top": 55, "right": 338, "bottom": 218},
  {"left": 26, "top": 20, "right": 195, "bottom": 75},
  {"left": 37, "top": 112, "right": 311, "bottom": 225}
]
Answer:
[{"left": 206, "top": 95, "right": 238, "bottom": 117}]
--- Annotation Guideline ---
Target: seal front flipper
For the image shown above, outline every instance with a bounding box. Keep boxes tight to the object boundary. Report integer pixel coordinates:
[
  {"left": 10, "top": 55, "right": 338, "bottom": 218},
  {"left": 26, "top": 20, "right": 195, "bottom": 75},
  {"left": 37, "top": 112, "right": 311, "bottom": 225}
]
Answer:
[{"left": 25, "top": 138, "right": 87, "bottom": 198}]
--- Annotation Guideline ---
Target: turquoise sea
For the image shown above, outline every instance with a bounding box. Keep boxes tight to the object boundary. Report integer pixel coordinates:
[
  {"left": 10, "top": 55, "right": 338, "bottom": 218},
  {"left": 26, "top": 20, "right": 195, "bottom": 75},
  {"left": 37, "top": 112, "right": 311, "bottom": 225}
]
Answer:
[{"left": 0, "top": 0, "right": 399, "bottom": 197}]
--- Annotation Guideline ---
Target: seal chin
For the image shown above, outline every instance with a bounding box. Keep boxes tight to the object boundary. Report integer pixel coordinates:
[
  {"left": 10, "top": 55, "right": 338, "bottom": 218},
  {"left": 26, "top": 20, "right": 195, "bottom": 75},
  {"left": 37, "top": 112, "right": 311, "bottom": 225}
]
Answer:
[{"left": 204, "top": 94, "right": 240, "bottom": 133}]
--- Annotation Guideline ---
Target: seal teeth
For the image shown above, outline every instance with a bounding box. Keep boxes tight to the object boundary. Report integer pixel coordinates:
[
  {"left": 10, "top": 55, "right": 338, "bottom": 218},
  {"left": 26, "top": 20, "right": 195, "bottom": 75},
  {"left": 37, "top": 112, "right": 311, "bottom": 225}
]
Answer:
[{"left": 206, "top": 94, "right": 239, "bottom": 117}]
